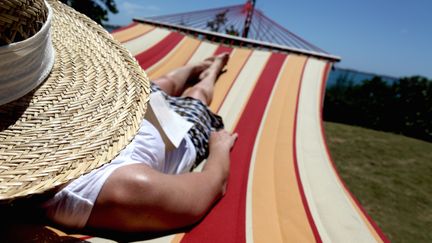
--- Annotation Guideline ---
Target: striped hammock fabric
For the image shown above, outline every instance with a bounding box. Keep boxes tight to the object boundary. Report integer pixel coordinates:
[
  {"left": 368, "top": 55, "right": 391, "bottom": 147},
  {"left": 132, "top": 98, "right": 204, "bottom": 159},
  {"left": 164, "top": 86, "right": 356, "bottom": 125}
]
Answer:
[
  {"left": 102, "top": 22, "right": 388, "bottom": 243},
  {"left": 3, "top": 22, "right": 389, "bottom": 243}
]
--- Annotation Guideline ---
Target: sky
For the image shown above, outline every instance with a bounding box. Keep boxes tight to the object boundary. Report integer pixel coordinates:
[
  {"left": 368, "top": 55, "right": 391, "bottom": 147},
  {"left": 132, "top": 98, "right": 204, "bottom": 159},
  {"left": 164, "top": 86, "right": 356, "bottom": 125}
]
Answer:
[{"left": 108, "top": 0, "right": 432, "bottom": 79}]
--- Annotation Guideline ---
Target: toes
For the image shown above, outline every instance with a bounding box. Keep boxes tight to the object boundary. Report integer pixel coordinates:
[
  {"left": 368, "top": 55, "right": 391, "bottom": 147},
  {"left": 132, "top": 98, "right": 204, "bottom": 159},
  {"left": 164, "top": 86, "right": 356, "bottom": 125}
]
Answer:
[
  {"left": 204, "top": 56, "right": 216, "bottom": 63},
  {"left": 218, "top": 52, "right": 230, "bottom": 60},
  {"left": 199, "top": 69, "right": 211, "bottom": 80},
  {"left": 196, "top": 53, "right": 230, "bottom": 80},
  {"left": 192, "top": 61, "right": 212, "bottom": 75}
]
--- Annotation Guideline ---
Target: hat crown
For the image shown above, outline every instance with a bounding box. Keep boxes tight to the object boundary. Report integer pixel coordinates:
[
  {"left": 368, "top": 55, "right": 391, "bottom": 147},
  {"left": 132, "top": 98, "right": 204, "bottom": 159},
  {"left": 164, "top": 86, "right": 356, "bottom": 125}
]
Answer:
[{"left": 0, "top": 0, "right": 48, "bottom": 46}]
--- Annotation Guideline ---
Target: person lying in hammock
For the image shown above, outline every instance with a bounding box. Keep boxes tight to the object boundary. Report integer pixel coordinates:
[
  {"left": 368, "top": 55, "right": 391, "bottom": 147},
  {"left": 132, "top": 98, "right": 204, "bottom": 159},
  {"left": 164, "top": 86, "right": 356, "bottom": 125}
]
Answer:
[{"left": 43, "top": 53, "right": 238, "bottom": 232}]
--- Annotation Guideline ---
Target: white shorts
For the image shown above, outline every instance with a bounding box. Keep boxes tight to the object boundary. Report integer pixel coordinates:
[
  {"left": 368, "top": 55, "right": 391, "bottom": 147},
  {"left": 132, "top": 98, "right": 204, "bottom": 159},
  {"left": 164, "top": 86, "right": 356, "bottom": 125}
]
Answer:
[{"left": 43, "top": 119, "right": 196, "bottom": 228}]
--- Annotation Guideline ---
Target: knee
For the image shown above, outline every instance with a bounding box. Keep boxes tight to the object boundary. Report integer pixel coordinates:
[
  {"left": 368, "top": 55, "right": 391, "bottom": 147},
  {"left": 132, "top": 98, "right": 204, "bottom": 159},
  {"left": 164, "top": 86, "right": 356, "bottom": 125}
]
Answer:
[
  {"left": 153, "top": 76, "right": 179, "bottom": 95},
  {"left": 185, "top": 85, "right": 211, "bottom": 104}
]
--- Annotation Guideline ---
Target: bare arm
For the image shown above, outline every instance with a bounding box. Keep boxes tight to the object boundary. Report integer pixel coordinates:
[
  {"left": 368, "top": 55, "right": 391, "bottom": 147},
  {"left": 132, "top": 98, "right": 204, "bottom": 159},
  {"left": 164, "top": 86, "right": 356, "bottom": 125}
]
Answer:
[{"left": 87, "top": 130, "right": 238, "bottom": 232}]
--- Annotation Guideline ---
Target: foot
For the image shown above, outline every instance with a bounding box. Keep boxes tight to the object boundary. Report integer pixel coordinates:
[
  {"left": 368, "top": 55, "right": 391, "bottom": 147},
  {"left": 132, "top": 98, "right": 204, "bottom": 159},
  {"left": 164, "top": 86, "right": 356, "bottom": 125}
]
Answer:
[
  {"left": 190, "top": 60, "right": 212, "bottom": 78},
  {"left": 183, "top": 60, "right": 213, "bottom": 86},
  {"left": 199, "top": 52, "right": 230, "bottom": 80}
]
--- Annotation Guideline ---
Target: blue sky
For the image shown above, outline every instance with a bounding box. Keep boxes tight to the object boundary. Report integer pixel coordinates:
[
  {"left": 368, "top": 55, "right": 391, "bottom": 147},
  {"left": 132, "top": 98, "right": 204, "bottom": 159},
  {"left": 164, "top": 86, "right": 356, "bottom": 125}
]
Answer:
[{"left": 108, "top": 0, "right": 432, "bottom": 78}]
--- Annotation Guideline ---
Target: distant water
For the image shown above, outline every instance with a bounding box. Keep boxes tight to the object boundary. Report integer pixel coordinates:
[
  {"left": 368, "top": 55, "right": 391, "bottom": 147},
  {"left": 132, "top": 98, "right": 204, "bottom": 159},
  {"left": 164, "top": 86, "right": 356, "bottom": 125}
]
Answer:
[
  {"left": 327, "top": 67, "right": 399, "bottom": 87},
  {"left": 103, "top": 24, "right": 122, "bottom": 33}
]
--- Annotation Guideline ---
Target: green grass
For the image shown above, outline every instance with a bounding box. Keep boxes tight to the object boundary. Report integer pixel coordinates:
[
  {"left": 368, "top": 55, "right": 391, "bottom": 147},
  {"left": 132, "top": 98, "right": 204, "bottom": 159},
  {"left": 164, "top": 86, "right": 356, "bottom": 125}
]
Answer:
[{"left": 324, "top": 122, "right": 432, "bottom": 243}]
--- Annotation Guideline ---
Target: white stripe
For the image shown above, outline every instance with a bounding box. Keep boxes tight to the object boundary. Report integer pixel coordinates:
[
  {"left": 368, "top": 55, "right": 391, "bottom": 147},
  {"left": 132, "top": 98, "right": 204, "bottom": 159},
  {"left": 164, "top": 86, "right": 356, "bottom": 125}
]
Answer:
[
  {"left": 218, "top": 50, "right": 271, "bottom": 132},
  {"left": 136, "top": 235, "right": 175, "bottom": 243},
  {"left": 186, "top": 42, "right": 218, "bottom": 65},
  {"left": 85, "top": 233, "right": 177, "bottom": 242},
  {"left": 123, "top": 28, "right": 171, "bottom": 56},
  {"left": 86, "top": 237, "right": 117, "bottom": 243},
  {"left": 295, "top": 58, "right": 376, "bottom": 242}
]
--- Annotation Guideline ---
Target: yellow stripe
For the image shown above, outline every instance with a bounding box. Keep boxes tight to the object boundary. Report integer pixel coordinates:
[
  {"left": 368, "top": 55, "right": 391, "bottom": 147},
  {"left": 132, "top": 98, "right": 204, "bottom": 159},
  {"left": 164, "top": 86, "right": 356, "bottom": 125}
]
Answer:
[
  {"left": 250, "top": 55, "right": 315, "bottom": 242},
  {"left": 210, "top": 48, "right": 252, "bottom": 112},
  {"left": 147, "top": 37, "right": 201, "bottom": 79},
  {"left": 112, "top": 24, "right": 154, "bottom": 43}
]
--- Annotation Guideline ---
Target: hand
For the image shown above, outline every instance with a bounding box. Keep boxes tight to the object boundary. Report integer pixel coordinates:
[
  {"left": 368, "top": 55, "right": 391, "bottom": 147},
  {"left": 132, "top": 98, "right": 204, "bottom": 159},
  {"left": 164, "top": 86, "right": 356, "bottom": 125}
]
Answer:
[
  {"left": 206, "top": 130, "right": 238, "bottom": 195},
  {"left": 209, "top": 130, "right": 238, "bottom": 154}
]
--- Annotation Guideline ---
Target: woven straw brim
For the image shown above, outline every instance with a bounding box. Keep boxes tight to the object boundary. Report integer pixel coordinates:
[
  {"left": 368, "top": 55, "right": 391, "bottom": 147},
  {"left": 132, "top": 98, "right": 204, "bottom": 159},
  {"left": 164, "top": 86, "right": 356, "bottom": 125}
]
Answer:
[{"left": 0, "top": 0, "right": 150, "bottom": 201}]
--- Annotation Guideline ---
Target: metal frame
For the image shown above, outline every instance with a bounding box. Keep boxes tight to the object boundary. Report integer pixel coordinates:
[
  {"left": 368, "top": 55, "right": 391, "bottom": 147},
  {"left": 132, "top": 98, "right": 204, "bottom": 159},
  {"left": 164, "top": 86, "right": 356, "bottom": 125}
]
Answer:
[{"left": 133, "top": 18, "right": 341, "bottom": 62}]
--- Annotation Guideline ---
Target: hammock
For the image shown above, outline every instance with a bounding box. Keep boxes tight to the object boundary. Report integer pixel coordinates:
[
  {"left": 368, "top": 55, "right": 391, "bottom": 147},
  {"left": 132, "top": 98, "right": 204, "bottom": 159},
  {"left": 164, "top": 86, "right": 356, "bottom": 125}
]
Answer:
[{"left": 1, "top": 21, "right": 389, "bottom": 243}]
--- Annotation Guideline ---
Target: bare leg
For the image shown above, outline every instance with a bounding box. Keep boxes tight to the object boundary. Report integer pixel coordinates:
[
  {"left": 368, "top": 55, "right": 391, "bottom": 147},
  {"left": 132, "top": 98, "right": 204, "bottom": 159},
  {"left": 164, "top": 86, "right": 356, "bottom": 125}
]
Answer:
[
  {"left": 152, "top": 61, "right": 212, "bottom": 96},
  {"left": 182, "top": 53, "right": 229, "bottom": 105}
]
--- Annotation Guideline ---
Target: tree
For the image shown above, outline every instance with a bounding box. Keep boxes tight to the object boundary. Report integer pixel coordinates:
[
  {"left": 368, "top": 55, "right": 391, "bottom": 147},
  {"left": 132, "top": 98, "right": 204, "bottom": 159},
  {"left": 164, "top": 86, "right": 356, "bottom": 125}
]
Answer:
[
  {"left": 392, "top": 76, "right": 432, "bottom": 141},
  {"left": 206, "top": 10, "right": 240, "bottom": 37},
  {"left": 60, "top": 0, "right": 118, "bottom": 25},
  {"left": 225, "top": 25, "right": 240, "bottom": 36},
  {"left": 206, "top": 10, "right": 228, "bottom": 32},
  {"left": 324, "top": 75, "right": 432, "bottom": 142}
]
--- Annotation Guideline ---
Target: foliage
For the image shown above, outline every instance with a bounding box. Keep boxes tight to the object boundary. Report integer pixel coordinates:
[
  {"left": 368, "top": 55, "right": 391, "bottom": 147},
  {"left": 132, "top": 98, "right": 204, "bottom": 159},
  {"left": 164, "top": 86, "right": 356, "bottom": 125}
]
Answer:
[
  {"left": 60, "top": 0, "right": 118, "bottom": 24},
  {"left": 324, "top": 75, "right": 432, "bottom": 142},
  {"left": 225, "top": 25, "right": 240, "bottom": 36},
  {"left": 206, "top": 10, "right": 240, "bottom": 36},
  {"left": 206, "top": 10, "right": 228, "bottom": 32}
]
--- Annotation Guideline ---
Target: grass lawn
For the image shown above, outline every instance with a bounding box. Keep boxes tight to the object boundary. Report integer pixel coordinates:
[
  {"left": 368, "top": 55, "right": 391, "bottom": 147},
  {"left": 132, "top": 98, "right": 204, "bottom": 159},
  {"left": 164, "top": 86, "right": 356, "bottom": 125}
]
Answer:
[{"left": 324, "top": 122, "right": 432, "bottom": 243}]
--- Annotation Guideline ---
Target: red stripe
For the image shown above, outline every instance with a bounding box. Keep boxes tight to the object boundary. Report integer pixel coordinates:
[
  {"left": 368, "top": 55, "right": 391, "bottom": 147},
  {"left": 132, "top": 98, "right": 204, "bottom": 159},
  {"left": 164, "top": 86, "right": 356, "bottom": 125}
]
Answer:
[
  {"left": 78, "top": 235, "right": 92, "bottom": 240},
  {"left": 214, "top": 45, "right": 233, "bottom": 55},
  {"left": 292, "top": 59, "right": 323, "bottom": 243},
  {"left": 135, "top": 32, "right": 184, "bottom": 70},
  {"left": 318, "top": 64, "right": 390, "bottom": 242},
  {"left": 110, "top": 21, "right": 138, "bottom": 33},
  {"left": 182, "top": 53, "right": 287, "bottom": 243}
]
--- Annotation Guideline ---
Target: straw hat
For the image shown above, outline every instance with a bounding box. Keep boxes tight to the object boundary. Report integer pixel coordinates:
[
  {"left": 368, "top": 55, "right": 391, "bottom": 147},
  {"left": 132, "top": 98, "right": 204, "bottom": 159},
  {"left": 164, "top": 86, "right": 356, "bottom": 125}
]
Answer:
[{"left": 0, "top": 0, "right": 150, "bottom": 201}]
